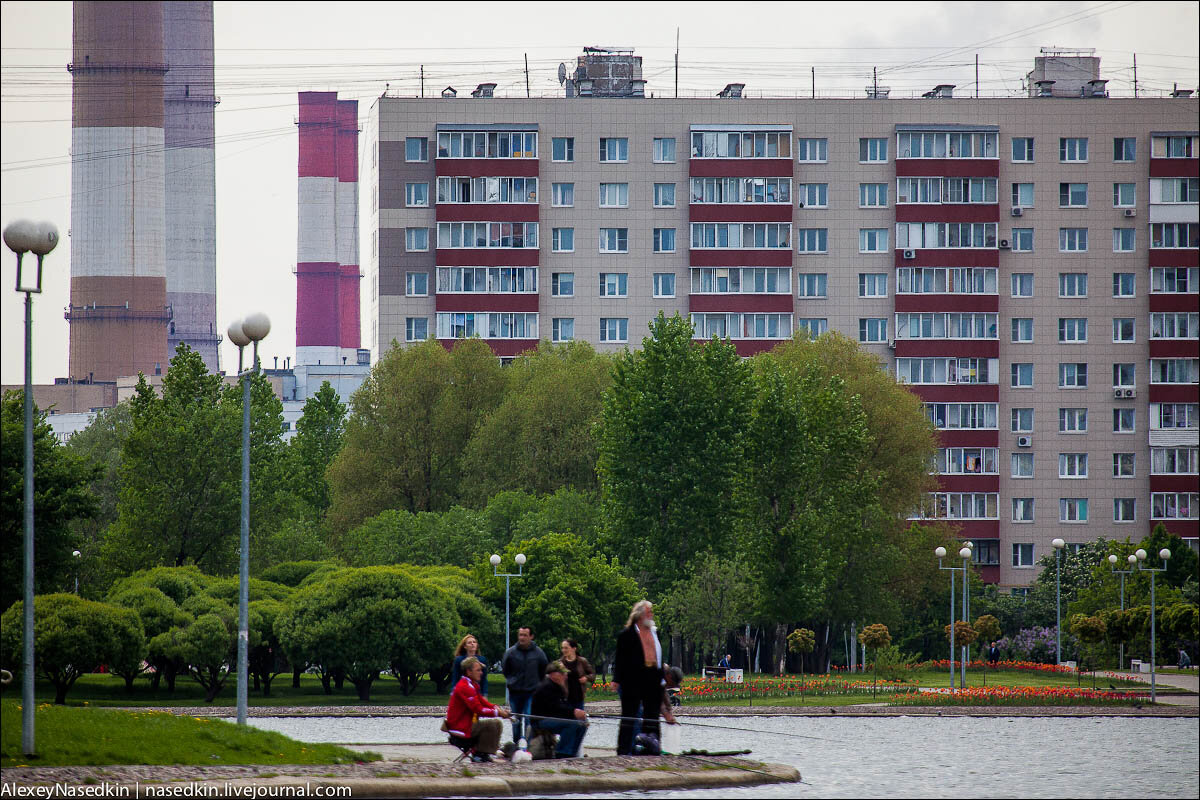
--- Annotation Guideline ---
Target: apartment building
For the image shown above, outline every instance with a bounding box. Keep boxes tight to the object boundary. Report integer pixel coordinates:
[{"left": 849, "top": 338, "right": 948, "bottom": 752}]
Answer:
[{"left": 365, "top": 53, "right": 1198, "bottom": 590}]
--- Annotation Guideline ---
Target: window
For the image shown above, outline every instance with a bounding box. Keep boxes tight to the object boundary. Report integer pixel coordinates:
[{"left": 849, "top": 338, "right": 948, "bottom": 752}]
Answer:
[
  {"left": 972, "top": 541, "right": 1000, "bottom": 566},
  {"left": 437, "top": 131, "right": 537, "bottom": 159},
  {"left": 925, "top": 402, "right": 998, "bottom": 430},
  {"left": 860, "top": 183, "right": 888, "bottom": 207},
  {"left": 1058, "top": 318, "right": 1087, "bottom": 343},
  {"left": 691, "top": 312, "right": 792, "bottom": 340},
  {"left": 1012, "top": 504, "right": 1035, "bottom": 527},
  {"left": 898, "top": 131, "right": 997, "bottom": 159},
  {"left": 859, "top": 229, "right": 889, "bottom": 253},
  {"left": 1060, "top": 137, "right": 1088, "bottom": 162},
  {"left": 1012, "top": 452, "right": 1034, "bottom": 478},
  {"left": 1059, "top": 228, "right": 1088, "bottom": 252},
  {"left": 895, "top": 222, "right": 997, "bottom": 249},
  {"left": 859, "top": 273, "right": 887, "bottom": 297},
  {"left": 598, "top": 183, "right": 629, "bottom": 208},
  {"left": 653, "top": 273, "right": 676, "bottom": 298},
  {"left": 436, "top": 267, "right": 537, "bottom": 294},
  {"left": 1059, "top": 362, "right": 1088, "bottom": 387},
  {"left": 896, "top": 357, "right": 998, "bottom": 385},
  {"left": 1151, "top": 358, "right": 1200, "bottom": 384},
  {"left": 796, "top": 228, "right": 828, "bottom": 253},
  {"left": 1114, "top": 499, "right": 1136, "bottom": 522},
  {"left": 1012, "top": 228, "right": 1034, "bottom": 252},
  {"left": 798, "top": 273, "right": 827, "bottom": 298},
  {"left": 1154, "top": 403, "right": 1199, "bottom": 430},
  {"left": 600, "top": 137, "right": 628, "bottom": 162},
  {"left": 1011, "top": 363, "right": 1034, "bottom": 388},
  {"left": 691, "top": 177, "right": 792, "bottom": 204},
  {"left": 859, "top": 318, "right": 887, "bottom": 343},
  {"left": 896, "top": 267, "right": 997, "bottom": 295},
  {"left": 691, "top": 223, "right": 792, "bottom": 249},
  {"left": 797, "top": 138, "right": 828, "bottom": 162},
  {"left": 552, "top": 183, "right": 574, "bottom": 207},
  {"left": 405, "top": 272, "right": 428, "bottom": 297},
  {"left": 436, "top": 312, "right": 539, "bottom": 339},
  {"left": 653, "top": 183, "right": 676, "bottom": 207},
  {"left": 1153, "top": 135, "right": 1197, "bottom": 158},
  {"left": 690, "top": 130, "right": 792, "bottom": 159},
  {"left": 405, "top": 137, "right": 428, "bottom": 162},
  {"left": 1113, "top": 408, "right": 1135, "bottom": 433},
  {"left": 653, "top": 137, "right": 676, "bottom": 163},
  {"left": 1114, "top": 137, "right": 1136, "bottom": 162},
  {"left": 1060, "top": 498, "right": 1089, "bottom": 523},
  {"left": 1012, "top": 183, "right": 1035, "bottom": 208},
  {"left": 551, "top": 228, "right": 574, "bottom": 253},
  {"left": 1059, "top": 453, "right": 1088, "bottom": 478},
  {"left": 552, "top": 137, "right": 574, "bottom": 162},
  {"left": 1152, "top": 493, "right": 1200, "bottom": 520},
  {"left": 551, "top": 272, "right": 574, "bottom": 297},
  {"left": 1151, "top": 312, "right": 1200, "bottom": 339},
  {"left": 599, "top": 228, "right": 628, "bottom": 253},
  {"left": 437, "top": 222, "right": 538, "bottom": 249},
  {"left": 1113, "top": 319, "right": 1136, "bottom": 343},
  {"left": 1012, "top": 137, "right": 1034, "bottom": 162},
  {"left": 1113, "top": 228, "right": 1136, "bottom": 252},
  {"left": 897, "top": 178, "right": 943, "bottom": 204},
  {"left": 798, "top": 183, "right": 829, "bottom": 208},
  {"left": 1113, "top": 363, "right": 1136, "bottom": 387},
  {"left": 1151, "top": 267, "right": 1199, "bottom": 294},
  {"left": 1113, "top": 183, "right": 1136, "bottom": 207},
  {"left": 937, "top": 447, "right": 999, "bottom": 475},
  {"left": 1113, "top": 273, "right": 1136, "bottom": 297},
  {"left": 691, "top": 267, "right": 790, "bottom": 294},
  {"left": 600, "top": 272, "right": 628, "bottom": 297},
  {"left": 1152, "top": 447, "right": 1199, "bottom": 474},
  {"left": 1152, "top": 177, "right": 1200, "bottom": 203},
  {"left": 1059, "top": 183, "right": 1088, "bottom": 207},
  {"left": 796, "top": 318, "right": 828, "bottom": 337},
  {"left": 405, "top": 317, "right": 428, "bottom": 342},
  {"left": 551, "top": 318, "right": 574, "bottom": 342},
  {"left": 859, "top": 137, "right": 888, "bottom": 162},
  {"left": 1114, "top": 453, "right": 1136, "bottom": 477},
  {"left": 653, "top": 228, "right": 676, "bottom": 253},
  {"left": 1011, "top": 408, "right": 1033, "bottom": 432},
  {"left": 1011, "top": 318, "right": 1033, "bottom": 342},
  {"left": 1150, "top": 223, "right": 1200, "bottom": 248},
  {"left": 405, "top": 182, "right": 429, "bottom": 207},
  {"left": 436, "top": 176, "right": 538, "bottom": 204},
  {"left": 600, "top": 318, "right": 628, "bottom": 342},
  {"left": 1058, "top": 273, "right": 1087, "bottom": 297},
  {"left": 405, "top": 227, "right": 429, "bottom": 252},
  {"left": 1059, "top": 407, "right": 1087, "bottom": 433}
]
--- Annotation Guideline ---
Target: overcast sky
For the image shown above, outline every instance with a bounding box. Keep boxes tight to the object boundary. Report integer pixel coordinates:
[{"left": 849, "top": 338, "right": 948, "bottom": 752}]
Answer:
[{"left": 2, "top": 0, "right": 1198, "bottom": 385}]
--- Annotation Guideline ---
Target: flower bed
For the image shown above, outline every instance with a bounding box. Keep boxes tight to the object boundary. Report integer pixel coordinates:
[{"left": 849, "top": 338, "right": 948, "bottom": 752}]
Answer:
[
  {"left": 892, "top": 685, "right": 1139, "bottom": 707},
  {"left": 594, "top": 675, "right": 913, "bottom": 701}
]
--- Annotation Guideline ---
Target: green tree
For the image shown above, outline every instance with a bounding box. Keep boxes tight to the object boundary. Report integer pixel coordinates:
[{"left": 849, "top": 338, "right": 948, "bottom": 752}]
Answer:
[
  {"left": 787, "top": 628, "right": 816, "bottom": 678},
  {"left": 1069, "top": 613, "right": 1107, "bottom": 686},
  {"left": 1, "top": 391, "right": 100, "bottom": 609},
  {"left": 327, "top": 338, "right": 505, "bottom": 535},
  {"left": 598, "top": 313, "right": 752, "bottom": 592},
  {"left": 106, "top": 585, "right": 190, "bottom": 691},
  {"left": 656, "top": 552, "right": 755, "bottom": 667},
  {"left": 0, "top": 594, "right": 144, "bottom": 704},
  {"left": 461, "top": 341, "right": 612, "bottom": 503},
  {"left": 288, "top": 381, "right": 347, "bottom": 518},
  {"left": 858, "top": 623, "right": 892, "bottom": 698}
]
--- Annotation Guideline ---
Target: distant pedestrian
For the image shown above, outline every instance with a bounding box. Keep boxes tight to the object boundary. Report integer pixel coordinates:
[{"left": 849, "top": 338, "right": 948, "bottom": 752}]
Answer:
[
  {"left": 717, "top": 653, "right": 732, "bottom": 669},
  {"left": 988, "top": 642, "right": 1000, "bottom": 665},
  {"left": 450, "top": 634, "right": 489, "bottom": 697},
  {"left": 612, "top": 600, "right": 675, "bottom": 755},
  {"left": 559, "top": 639, "right": 595, "bottom": 711},
  {"left": 1180, "top": 648, "right": 1192, "bottom": 670},
  {"left": 501, "top": 626, "right": 548, "bottom": 743}
]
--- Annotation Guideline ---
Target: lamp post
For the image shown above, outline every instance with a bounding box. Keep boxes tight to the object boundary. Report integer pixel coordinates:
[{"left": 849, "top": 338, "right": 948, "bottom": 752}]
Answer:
[
  {"left": 1107, "top": 553, "right": 1135, "bottom": 671},
  {"left": 227, "top": 313, "right": 270, "bottom": 726},
  {"left": 5, "top": 218, "right": 60, "bottom": 757},
  {"left": 1051, "top": 538, "right": 1065, "bottom": 665},
  {"left": 961, "top": 540, "right": 973, "bottom": 687},
  {"left": 935, "top": 545, "right": 971, "bottom": 690},
  {"left": 490, "top": 552, "right": 527, "bottom": 704},
  {"left": 72, "top": 550, "right": 81, "bottom": 594},
  {"left": 1132, "top": 547, "right": 1171, "bottom": 703}
]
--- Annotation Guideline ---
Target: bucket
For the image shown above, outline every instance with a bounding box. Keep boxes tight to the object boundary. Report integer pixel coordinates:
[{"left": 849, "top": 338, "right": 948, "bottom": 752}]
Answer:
[{"left": 660, "top": 722, "right": 682, "bottom": 755}]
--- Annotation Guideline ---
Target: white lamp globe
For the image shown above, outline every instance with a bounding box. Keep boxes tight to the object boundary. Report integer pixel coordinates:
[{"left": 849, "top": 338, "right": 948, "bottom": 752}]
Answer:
[
  {"left": 958, "top": 547, "right": 972, "bottom": 559},
  {"left": 935, "top": 546, "right": 947, "bottom": 559},
  {"left": 515, "top": 553, "right": 527, "bottom": 566},
  {"left": 227, "top": 319, "right": 250, "bottom": 348},
  {"left": 242, "top": 311, "right": 271, "bottom": 342},
  {"left": 1052, "top": 538, "right": 1065, "bottom": 550},
  {"left": 1108, "top": 555, "right": 1118, "bottom": 565},
  {"left": 489, "top": 554, "right": 501, "bottom": 567},
  {"left": 1159, "top": 549, "right": 1171, "bottom": 561},
  {"left": 1135, "top": 548, "right": 1148, "bottom": 561}
]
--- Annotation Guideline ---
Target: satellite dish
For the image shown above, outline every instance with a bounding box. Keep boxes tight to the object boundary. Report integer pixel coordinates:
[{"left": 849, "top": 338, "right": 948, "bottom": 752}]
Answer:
[{"left": 557, "top": 62, "right": 567, "bottom": 86}]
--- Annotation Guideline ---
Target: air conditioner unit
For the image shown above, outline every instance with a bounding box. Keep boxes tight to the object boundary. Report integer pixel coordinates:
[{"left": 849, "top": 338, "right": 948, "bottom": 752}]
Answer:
[
  {"left": 1114, "top": 387, "right": 1125, "bottom": 399},
  {"left": 1017, "top": 436, "right": 1032, "bottom": 448},
  {"left": 902, "top": 249, "right": 916, "bottom": 260},
  {"left": 887, "top": 339, "right": 896, "bottom": 349},
  {"left": 999, "top": 239, "right": 1011, "bottom": 249},
  {"left": 1123, "top": 208, "right": 1136, "bottom": 218},
  {"left": 1123, "top": 388, "right": 1136, "bottom": 398},
  {"left": 1011, "top": 207, "right": 1024, "bottom": 217}
]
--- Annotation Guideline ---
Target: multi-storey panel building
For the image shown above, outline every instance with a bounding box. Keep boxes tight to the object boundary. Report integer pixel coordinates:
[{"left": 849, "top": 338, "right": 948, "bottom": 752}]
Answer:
[{"left": 366, "top": 55, "right": 1198, "bottom": 588}]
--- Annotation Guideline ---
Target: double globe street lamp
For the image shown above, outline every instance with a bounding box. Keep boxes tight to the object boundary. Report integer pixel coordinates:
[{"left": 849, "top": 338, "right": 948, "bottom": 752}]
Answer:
[
  {"left": 1052, "top": 538, "right": 1065, "bottom": 665},
  {"left": 1131, "top": 547, "right": 1171, "bottom": 703},
  {"left": 227, "top": 313, "right": 270, "bottom": 726},
  {"left": 490, "top": 552, "right": 527, "bottom": 705},
  {"left": 4, "top": 218, "right": 60, "bottom": 757},
  {"left": 935, "top": 544, "right": 972, "bottom": 690},
  {"left": 1107, "top": 553, "right": 1136, "bottom": 671}
]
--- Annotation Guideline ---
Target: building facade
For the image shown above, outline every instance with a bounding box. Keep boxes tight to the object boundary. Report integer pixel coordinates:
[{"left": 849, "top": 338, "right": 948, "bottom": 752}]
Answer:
[{"left": 366, "top": 67, "right": 1198, "bottom": 589}]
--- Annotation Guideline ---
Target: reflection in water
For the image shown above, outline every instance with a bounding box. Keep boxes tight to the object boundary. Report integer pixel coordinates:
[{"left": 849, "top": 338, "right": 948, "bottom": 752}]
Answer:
[{"left": 239, "top": 714, "right": 1199, "bottom": 799}]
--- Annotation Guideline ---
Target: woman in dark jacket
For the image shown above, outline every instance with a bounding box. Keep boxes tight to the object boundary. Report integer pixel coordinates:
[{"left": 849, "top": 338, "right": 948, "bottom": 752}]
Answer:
[
  {"left": 559, "top": 638, "right": 595, "bottom": 711},
  {"left": 450, "top": 634, "right": 489, "bottom": 697}
]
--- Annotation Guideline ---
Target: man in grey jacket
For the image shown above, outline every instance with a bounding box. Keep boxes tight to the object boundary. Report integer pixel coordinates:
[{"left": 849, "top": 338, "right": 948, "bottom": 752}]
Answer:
[{"left": 501, "top": 626, "right": 548, "bottom": 743}]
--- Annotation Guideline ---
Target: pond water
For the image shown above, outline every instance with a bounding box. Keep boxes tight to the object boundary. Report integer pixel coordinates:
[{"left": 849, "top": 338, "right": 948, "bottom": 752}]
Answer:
[{"left": 237, "top": 714, "right": 1199, "bottom": 798}]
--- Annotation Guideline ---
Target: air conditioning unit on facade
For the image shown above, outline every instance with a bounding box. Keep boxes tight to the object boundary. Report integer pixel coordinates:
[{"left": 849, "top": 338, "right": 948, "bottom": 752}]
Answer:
[
  {"left": 1017, "top": 436, "right": 1032, "bottom": 448},
  {"left": 1124, "top": 208, "right": 1137, "bottom": 218},
  {"left": 902, "top": 249, "right": 916, "bottom": 259},
  {"left": 887, "top": 339, "right": 896, "bottom": 349},
  {"left": 1114, "top": 387, "right": 1125, "bottom": 398},
  {"left": 1011, "top": 207, "right": 1024, "bottom": 217},
  {"left": 999, "top": 239, "right": 1011, "bottom": 249},
  {"left": 1123, "top": 388, "right": 1136, "bottom": 398}
]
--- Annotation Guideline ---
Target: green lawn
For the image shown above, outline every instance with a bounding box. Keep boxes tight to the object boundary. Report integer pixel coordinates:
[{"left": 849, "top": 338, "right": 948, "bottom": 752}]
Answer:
[
  {"left": 906, "top": 668, "right": 1154, "bottom": 690},
  {"left": 0, "top": 699, "right": 377, "bottom": 768}
]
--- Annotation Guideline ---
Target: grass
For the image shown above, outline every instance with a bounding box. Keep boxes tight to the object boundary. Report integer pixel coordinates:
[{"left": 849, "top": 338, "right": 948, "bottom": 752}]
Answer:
[{"left": 0, "top": 699, "right": 379, "bottom": 768}]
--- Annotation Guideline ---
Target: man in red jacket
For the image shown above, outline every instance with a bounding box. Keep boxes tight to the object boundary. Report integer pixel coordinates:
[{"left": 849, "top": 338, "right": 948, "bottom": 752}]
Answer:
[{"left": 445, "top": 656, "right": 511, "bottom": 762}]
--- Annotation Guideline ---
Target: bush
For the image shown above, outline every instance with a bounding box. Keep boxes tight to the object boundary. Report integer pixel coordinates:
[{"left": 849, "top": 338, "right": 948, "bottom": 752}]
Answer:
[
  {"left": 996, "top": 626, "right": 1077, "bottom": 664},
  {"left": 873, "top": 644, "right": 917, "bottom": 681}
]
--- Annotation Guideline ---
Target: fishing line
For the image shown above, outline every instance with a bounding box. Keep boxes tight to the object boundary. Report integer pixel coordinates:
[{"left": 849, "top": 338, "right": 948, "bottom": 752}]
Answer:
[{"left": 512, "top": 711, "right": 844, "bottom": 744}]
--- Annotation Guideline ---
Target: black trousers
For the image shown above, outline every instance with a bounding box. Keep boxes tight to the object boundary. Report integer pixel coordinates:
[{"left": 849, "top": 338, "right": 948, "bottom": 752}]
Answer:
[{"left": 616, "top": 666, "right": 662, "bottom": 755}]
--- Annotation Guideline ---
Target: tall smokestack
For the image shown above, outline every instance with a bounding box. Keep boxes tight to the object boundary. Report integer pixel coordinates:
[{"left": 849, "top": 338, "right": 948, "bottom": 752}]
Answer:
[
  {"left": 295, "top": 92, "right": 360, "bottom": 366},
  {"left": 163, "top": 1, "right": 219, "bottom": 371},
  {"left": 67, "top": 1, "right": 171, "bottom": 382}
]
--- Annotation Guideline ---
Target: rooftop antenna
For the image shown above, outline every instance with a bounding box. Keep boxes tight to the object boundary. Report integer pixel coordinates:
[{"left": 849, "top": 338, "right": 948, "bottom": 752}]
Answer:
[
  {"left": 675, "top": 28, "right": 679, "bottom": 99},
  {"left": 420, "top": 65, "right": 424, "bottom": 98},
  {"left": 557, "top": 62, "right": 567, "bottom": 86},
  {"left": 525, "top": 53, "right": 530, "bottom": 98}
]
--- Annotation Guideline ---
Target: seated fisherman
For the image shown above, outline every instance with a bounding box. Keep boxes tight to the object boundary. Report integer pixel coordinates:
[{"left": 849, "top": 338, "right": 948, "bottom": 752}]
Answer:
[
  {"left": 445, "top": 656, "right": 511, "bottom": 762},
  {"left": 530, "top": 660, "right": 589, "bottom": 758}
]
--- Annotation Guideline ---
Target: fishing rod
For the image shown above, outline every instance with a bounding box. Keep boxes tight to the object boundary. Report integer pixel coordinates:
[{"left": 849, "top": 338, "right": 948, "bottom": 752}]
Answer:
[{"left": 511, "top": 710, "right": 842, "bottom": 744}]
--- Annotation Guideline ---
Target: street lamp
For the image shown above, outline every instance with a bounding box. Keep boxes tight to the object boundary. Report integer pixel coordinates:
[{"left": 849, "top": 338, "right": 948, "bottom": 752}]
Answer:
[
  {"left": 1132, "top": 547, "right": 1171, "bottom": 703},
  {"left": 961, "top": 540, "right": 973, "bottom": 687},
  {"left": 1107, "top": 553, "right": 1135, "bottom": 670},
  {"left": 490, "top": 552, "right": 527, "bottom": 704},
  {"left": 5, "top": 218, "right": 60, "bottom": 757},
  {"left": 1051, "top": 538, "right": 1066, "bottom": 665},
  {"left": 227, "top": 313, "right": 270, "bottom": 726},
  {"left": 72, "top": 550, "right": 81, "bottom": 594},
  {"left": 935, "top": 545, "right": 972, "bottom": 689}
]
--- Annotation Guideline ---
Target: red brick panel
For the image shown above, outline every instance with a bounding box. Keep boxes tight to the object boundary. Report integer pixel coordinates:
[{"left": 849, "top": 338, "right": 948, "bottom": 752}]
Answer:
[
  {"left": 937, "top": 430, "right": 1002, "bottom": 448},
  {"left": 689, "top": 205, "right": 793, "bottom": 223},
  {"left": 1148, "top": 384, "right": 1199, "bottom": 403},
  {"left": 435, "top": 159, "right": 539, "bottom": 177},
  {"left": 1148, "top": 293, "right": 1200, "bottom": 312},
  {"left": 907, "top": 385, "right": 1000, "bottom": 402},
  {"left": 893, "top": 340, "right": 1000, "bottom": 358},
  {"left": 937, "top": 475, "right": 1000, "bottom": 492},
  {"left": 894, "top": 294, "right": 999, "bottom": 312},
  {"left": 688, "top": 294, "right": 794, "bottom": 313},
  {"left": 434, "top": 294, "right": 539, "bottom": 312},
  {"left": 689, "top": 249, "right": 793, "bottom": 267},
  {"left": 1149, "top": 249, "right": 1200, "bottom": 268},
  {"left": 689, "top": 159, "right": 793, "bottom": 178},
  {"left": 436, "top": 204, "right": 539, "bottom": 223},
  {"left": 1149, "top": 159, "right": 1200, "bottom": 178},
  {"left": 895, "top": 159, "right": 999, "bottom": 177},
  {"left": 895, "top": 205, "right": 1000, "bottom": 224},
  {"left": 435, "top": 249, "right": 539, "bottom": 267},
  {"left": 1149, "top": 340, "right": 1200, "bottom": 358},
  {"left": 894, "top": 250, "right": 1000, "bottom": 268}
]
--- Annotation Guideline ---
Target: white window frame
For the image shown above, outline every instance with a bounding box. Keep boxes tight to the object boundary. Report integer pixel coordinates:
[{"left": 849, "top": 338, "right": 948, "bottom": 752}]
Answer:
[
  {"left": 1060, "top": 137, "right": 1088, "bottom": 163},
  {"left": 653, "top": 228, "right": 676, "bottom": 253},
  {"left": 405, "top": 317, "right": 428, "bottom": 342},
  {"left": 552, "top": 137, "right": 574, "bottom": 163},
  {"left": 552, "top": 227, "right": 575, "bottom": 253},
  {"left": 599, "top": 182, "right": 629, "bottom": 208},
  {"left": 858, "top": 273, "right": 887, "bottom": 297},
  {"left": 600, "top": 137, "right": 629, "bottom": 163},
  {"left": 797, "top": 138, "right": 828, "bottom": 163},
  {"left": 551, "top": 272, "right": 574, "bottom": 297},
  {"left": 599, "top": 317, "right": 628, "bottom": 343},
  {"left": 653, "top": 183, "right": 676, "bottom": 208},
  {"left": 405, "top": 271, "right": 428, "bottom": 297},
  {"left": 859, "top": 183, "right": 888, "bottom": 208},
  {"left": 797, "top": 273, "right": 827, "bottom": 298},
  {"left": 552, "top": 183, "right": 574, "bottom": 207},
  {"left": 653, "top": 137, "right": 676, "bottom": 163},
  {"left": 1011, "top": 137, "right": 1034, "bottom": 163},
  {"left": 405, "top": 137, "right": 428, "bottom": 163},
  {"left": 859, "top": 229, "right": 889, "bottom": 253},
  {"left": 405, "top": 227, "right": 429, "bottom": 252},
  {"left": 599, "top": 228, "right": 629, "bottom": 253},
  {"left": 1059, "top": 228, "right": 1088, "bottom": 252},
  {"left": 551, "top": 317, "right": 574, "bottom": 342},
  {"left": 859, "top": 137, "right": 888, "bottom": 163},
  {"left": 405, "top": 182, "right": 429, "bottom": 208},
  {"left": 1011, "top": 318, "right": 1033, "bottom": 343},
  {"left": 653, "top": 273, "right": 676, "bottom": 298},
  {"left": 599, "top": 272, "right": 628, "bottom": 298}
]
